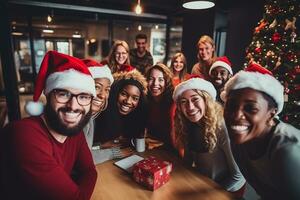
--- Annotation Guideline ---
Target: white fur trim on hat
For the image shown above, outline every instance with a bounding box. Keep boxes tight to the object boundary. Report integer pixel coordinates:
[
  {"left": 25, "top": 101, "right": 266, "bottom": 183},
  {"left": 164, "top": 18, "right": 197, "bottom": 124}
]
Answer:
[
  {"left": 173, "top": 78, "right": 217, "bottom": 101},
  {"left": 25, "top": 101, "right": 44, "bottom": 116},
  {"left": 44, "top": 69, "right": 96, "bottom": 96},
  {"left": 220, "top": 70, "right": 284, "bottom": 115},
  {"left": 88, "top": 64, "right": 114, "bottom": 85},
  {"left": 209, "top": 61, "right": 233, "bottom": 75}
]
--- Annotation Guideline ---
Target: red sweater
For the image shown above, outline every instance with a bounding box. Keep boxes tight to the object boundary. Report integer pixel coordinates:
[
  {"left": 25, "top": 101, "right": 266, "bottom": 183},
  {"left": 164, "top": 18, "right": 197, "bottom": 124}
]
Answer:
[{"left": 2, "top": 116, "right": 97, "bottom": 200}]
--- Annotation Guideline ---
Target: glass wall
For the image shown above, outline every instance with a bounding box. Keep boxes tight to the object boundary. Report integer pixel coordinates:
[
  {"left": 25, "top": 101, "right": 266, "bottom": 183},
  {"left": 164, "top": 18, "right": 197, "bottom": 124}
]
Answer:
[
  {"left": 5, "top": 3, "right": 183, "bottom": 119},
  {"left": 113, "top": 20, "right": 167, "bottom": 64}
]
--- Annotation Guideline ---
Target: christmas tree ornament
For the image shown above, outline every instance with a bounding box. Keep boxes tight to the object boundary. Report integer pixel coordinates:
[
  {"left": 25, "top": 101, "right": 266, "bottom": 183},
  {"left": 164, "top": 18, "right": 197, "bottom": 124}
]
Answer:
[
  {"left": 285, "top": 17, "right": 296, "bottom": 31},
  {"left": 256, "top": 41, "right": 261, "bottom": 47},
  {"left": 295, "top": 65, "right": 300, "bottom": 74},
  {"left": 255, "top": 47, "right": 262, "bottom": 53},
  {"left": 289, "top": 5, "right": 295, "bottom": 12},
  {"left": 290, "top": 31, "right": 297, "bottom": 43},
  {"left": 272, "top": 32, "right": 281, "bottom": 43},
  {"left": 275, "top": 57, "right": 282, "bottom": 68},
  {"left": 266, "top": 50, "right": 275, "bottom": 57},
  {"left": 255, "top": 20, "right": 268, "bottom": 33},
  {"left": 269, "top": 19, "right": 277, "bottom": 28}
]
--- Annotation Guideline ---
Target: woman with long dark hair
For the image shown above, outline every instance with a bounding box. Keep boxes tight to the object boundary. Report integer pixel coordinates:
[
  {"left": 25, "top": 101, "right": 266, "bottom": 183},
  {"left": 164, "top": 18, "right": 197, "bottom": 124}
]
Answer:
[{"left": 145, "top": 63, "right": 175, "bottom": 148}]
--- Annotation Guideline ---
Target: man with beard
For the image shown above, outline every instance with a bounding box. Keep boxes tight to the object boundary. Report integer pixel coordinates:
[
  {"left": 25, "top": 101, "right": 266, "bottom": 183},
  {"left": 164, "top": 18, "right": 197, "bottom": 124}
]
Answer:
[
  {"left": 130, "top": 33, "right": 153, "bottom": 75},
  {"left": 208, "top": 56, "right": 233, "bottom": 104},
  {"left": 1, "top": 51, "right": 97, "bottom": 200}
]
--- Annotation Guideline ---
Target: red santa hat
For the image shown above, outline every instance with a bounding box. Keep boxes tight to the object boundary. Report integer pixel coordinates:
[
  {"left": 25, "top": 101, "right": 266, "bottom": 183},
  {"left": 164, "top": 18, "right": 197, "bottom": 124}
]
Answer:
[
  {"left": 82, "top": 59, "right": 114, "bottom": 84},
  {"left": 220, "top": 62, "right": 284, "bottom": 115},
  {"left": 173, "top": 75, "right": 217, "bottom": 101},
  {"left": 25, "top": 51, "right": 96, "bottom": 116},
  {"left": 209, "top": 56, "right": 233, "bottom": 75}
]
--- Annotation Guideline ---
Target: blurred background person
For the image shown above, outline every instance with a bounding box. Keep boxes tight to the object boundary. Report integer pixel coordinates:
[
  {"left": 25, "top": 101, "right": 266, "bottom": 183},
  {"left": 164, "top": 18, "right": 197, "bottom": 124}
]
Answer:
[
  {"left": 130, "top": 33, "right": 153, "bottom": 75},
  {"left": 170, "top": 52, "right": 189, "bottom": 87},
  {"left": 208, "top": 56, "right": 233, "bottom": 104},
  {"left": 106, "top": 40, "right": 130, "bottom": 73},
  {"left": 191, "top": 35, "right": 217, "bottom": 80}
]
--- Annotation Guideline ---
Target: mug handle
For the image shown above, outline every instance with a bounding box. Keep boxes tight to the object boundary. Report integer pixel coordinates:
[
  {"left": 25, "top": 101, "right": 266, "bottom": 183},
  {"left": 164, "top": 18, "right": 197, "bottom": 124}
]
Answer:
[{"left": 131, "top": 138, "right": 135, "bottom": 147}]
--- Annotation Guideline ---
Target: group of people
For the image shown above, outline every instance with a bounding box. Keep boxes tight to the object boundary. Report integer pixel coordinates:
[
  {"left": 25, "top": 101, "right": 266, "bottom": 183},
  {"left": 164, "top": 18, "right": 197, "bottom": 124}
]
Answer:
[{"left": 1, "top": 33, "right": 300, "bottom": 200}]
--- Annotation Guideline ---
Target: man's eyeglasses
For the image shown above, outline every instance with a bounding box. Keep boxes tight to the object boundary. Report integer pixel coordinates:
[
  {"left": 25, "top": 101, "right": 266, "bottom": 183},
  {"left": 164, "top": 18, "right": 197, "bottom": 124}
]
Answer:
[{"left": 53, "top": 89, "right": 93, "bottom": 106}]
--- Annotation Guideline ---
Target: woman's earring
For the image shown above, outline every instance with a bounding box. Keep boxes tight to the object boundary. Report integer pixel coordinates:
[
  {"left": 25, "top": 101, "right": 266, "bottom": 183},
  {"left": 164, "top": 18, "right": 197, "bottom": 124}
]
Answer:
[{"left": 268, "top": 119, "right": 275, "bottom": 127}]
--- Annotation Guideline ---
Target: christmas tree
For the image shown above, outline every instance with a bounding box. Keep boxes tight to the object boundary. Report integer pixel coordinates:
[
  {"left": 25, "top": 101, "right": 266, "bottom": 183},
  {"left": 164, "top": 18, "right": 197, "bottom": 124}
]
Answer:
[{"left": 245, "top": 0, "right": 300, "bottom": 129}]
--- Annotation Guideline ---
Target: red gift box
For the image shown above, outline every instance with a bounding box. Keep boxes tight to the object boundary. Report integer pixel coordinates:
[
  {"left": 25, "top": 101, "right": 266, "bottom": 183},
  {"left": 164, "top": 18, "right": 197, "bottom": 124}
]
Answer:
[{"left": 132, "top": 156, "right": 172, "bottom": 190}]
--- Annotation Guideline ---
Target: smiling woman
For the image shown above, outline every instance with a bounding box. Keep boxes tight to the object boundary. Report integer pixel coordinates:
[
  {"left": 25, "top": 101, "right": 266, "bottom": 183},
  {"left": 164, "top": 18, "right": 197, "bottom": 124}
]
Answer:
[
  {"left": 222, "top": 63, "right": 300, "bottom": 200},
  {"left": 145, "top": 63, "right": 175, "bottom": 148},
  {"left": 94, "top": 65, "right": 148, "bottom": 147},
  {"left": 106, "top": 40, "right": 130, "bottom": 73},
  {"left": 172, "top": 76, "right": 246, "bottom": 198}
]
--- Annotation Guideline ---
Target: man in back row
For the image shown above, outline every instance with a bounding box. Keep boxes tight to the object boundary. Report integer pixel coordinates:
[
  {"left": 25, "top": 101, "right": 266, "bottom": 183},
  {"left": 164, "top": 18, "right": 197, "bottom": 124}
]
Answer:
[
  {"left": 130, "top": 33, "right": 154, "bottom": 75},
  {"left": 1, "top": 51, "right": 97, "bottom": 200}
]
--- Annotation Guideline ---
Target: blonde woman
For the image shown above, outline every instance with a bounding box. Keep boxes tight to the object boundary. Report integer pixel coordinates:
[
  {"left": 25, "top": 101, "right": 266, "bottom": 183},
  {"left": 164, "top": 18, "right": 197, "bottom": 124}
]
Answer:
[
  {"left": 170, "top": 52, "right": 189, "bottom": 87},
  {"left": 173, "top": 76, "right": 245, "bottom": 198},
  {"left": 191, "top": 35, "right": 217, "bottom": 79},
  {"left": 107, "top": 40, "right": 130, "bottom": 73}
]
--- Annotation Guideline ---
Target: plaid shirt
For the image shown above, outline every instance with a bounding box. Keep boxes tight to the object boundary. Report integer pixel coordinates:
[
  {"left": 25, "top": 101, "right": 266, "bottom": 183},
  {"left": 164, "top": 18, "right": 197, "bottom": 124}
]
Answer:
[{"left": 130, "top": 48, "right": 153, "bottom": 75}]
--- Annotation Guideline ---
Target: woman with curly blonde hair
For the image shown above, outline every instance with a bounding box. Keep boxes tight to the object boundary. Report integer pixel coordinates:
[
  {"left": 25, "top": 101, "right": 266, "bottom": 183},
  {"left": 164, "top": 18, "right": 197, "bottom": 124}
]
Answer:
[
  {"left": 107, "top": 40, "right": 130, "bottom": 73},
  {"left": 173, "top": 76, "right": 245, "bottom": 197}
]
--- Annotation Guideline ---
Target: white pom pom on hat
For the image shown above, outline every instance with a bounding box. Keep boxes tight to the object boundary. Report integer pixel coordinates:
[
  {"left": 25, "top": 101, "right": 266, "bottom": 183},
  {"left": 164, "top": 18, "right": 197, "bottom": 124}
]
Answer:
[
  {"left": 25, "top": 51, "right": 96, "bottom": 116},
  {"left": 173, "top": 75, "right": 217, "bottom": 101},
  {"left": 220, "top": 62, "right": 284, "bottom": 115}
]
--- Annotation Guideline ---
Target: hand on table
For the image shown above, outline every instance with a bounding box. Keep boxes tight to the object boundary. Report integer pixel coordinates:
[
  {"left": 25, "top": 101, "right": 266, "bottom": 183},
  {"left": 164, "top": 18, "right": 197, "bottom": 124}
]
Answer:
[
  {"left": 101, "top": 137, "right": 131, "bottom": 149},
  {"left": 146, "top": 137, "right": 164, "bottom": 150},
  {"left": 119, "top": 147, "right": 134, "bottom": 158}
]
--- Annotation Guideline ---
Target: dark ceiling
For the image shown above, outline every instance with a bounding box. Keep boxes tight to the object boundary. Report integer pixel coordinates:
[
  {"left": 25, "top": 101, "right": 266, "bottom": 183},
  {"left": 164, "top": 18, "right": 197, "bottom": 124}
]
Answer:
[{"left": 10, "top": 0, "right": 239, "bottom": 16}]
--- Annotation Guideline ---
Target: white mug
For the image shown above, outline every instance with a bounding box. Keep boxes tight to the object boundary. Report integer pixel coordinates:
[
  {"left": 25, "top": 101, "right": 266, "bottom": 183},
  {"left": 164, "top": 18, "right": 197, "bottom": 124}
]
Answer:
[{"left": 131, "top": 138, "right": 145, "bottom": 152}]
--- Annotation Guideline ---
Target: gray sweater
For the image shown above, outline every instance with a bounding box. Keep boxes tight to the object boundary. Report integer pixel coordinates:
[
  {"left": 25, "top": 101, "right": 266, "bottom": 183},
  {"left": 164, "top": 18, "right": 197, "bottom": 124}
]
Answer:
[
  {"left": 232, "top": 120, "right": 300, "bottom": 200},
  {"left": 84, "top": 117, "right": 121, "bottom": 165},
  {"left": 184, "top": 122, "right": 246, "bottom": 192}
]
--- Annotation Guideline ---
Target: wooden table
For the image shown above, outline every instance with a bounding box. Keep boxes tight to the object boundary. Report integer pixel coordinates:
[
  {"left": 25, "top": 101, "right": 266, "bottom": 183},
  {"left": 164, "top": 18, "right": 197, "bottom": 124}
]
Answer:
[{"left": 91, "top": 149, "right": 233, "bottom": 200}]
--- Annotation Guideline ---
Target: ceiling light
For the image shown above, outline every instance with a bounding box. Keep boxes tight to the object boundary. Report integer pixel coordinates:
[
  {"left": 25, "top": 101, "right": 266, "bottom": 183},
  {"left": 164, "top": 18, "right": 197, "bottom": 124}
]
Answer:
[
  {"left": 135, "top": 0, "right": 142, "bottom": 15},
  {"left": 12, "top": 32, "right": 23, "bottom": 36},
  {"left": 138, "top": 25, "right": 142, "bottom": 31},
  {"left": 47, "top": 14, "right": 52, "bottom": 23},
  {"left": 90, "top": 38, "right": 97, "bottom": 43},
  {"left": 43, "top": 29, "right": 54, "bottom": 33},
  {"left": 72, "top": 33, "right": 82, "bottom": 38},
  {"left": 182, "top": 0, "right": 215, "bottom": 9}
]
